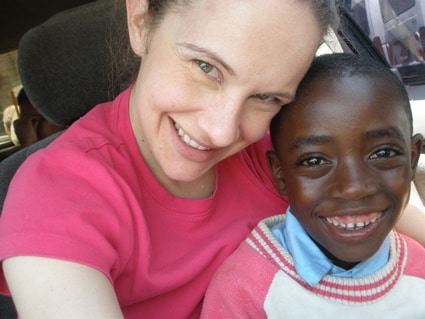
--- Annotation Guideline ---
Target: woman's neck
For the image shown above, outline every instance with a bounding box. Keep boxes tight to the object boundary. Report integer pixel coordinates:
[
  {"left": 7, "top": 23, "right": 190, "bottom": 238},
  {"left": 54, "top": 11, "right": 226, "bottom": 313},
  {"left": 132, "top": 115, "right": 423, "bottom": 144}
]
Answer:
[{"left": 158, "top": 168, "right": 216, "bottom": 199}]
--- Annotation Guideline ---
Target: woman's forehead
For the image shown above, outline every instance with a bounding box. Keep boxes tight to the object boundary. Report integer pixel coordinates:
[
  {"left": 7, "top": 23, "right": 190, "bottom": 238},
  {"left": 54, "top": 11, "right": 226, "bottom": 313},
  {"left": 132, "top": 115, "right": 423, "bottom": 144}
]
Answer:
[{"left": 161, "top": 0, "right": 321, "bottom": 92}]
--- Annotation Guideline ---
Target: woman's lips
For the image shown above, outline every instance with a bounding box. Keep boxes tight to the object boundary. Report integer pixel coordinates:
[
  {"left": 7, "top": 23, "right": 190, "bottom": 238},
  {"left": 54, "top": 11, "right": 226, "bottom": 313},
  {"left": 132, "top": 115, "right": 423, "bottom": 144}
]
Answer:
[{"left": 174, "top": 121, "right": 210, "bottom": 151}]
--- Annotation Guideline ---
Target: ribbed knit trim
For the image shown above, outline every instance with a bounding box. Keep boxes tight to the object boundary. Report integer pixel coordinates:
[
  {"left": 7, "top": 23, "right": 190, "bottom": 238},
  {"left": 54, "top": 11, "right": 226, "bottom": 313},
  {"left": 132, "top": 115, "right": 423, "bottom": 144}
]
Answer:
[{"left": 246, "top": 215, "right": 407, "bottom": 304}]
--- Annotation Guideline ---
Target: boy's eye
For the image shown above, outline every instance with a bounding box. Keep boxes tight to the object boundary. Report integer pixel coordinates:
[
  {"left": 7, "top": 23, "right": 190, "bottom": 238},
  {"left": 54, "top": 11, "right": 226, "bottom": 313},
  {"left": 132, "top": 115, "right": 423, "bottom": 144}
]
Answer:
[
  {"left": 299, "top": 157, "right": 329, "bottom": 167},
  {"left": 370, "top": 148, "right": 400, "bottom": 159}
]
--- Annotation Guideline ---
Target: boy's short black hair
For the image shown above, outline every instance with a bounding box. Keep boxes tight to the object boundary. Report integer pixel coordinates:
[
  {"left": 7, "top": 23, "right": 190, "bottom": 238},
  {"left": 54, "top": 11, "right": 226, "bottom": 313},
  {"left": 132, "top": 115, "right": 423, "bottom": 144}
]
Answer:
[{"left": 270, "top": 53, "right": 412, "bottom": 151}]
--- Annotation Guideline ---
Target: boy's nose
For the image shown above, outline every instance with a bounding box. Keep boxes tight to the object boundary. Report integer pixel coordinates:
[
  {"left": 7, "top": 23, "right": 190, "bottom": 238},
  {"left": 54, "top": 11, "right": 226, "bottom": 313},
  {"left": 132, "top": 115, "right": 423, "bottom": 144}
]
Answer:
[{"left": 329, "top": 159, "right": 378, "bottom": 200}]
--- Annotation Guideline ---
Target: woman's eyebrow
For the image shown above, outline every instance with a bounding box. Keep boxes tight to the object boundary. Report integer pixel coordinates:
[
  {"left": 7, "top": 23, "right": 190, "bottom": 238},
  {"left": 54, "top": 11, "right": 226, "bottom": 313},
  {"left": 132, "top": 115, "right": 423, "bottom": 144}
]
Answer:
[
  {"left": 176, "top": 42, "right": 236, "bottom": 76},
  {"left": 176, "top": 42, "right": 296, "bottom": 100}
]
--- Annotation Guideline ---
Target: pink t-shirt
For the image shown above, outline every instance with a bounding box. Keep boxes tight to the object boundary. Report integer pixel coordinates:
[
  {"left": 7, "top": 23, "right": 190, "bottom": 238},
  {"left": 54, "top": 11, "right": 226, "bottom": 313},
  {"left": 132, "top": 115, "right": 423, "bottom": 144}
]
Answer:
[{"left": 0, "top": 88, "right": 288, "bottom": 318}]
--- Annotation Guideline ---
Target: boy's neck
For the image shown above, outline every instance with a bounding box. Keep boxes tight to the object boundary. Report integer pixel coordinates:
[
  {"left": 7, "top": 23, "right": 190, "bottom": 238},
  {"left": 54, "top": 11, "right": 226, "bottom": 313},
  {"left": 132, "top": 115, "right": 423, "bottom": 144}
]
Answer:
[{"left": 313, "top": 239, "right": 360, "bottom": 270}]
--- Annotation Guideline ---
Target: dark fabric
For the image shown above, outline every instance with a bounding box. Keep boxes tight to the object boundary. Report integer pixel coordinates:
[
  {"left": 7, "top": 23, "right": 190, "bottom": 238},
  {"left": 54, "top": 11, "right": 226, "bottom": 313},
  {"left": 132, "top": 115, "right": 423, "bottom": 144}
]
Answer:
[
  {"left": 17, "top": 0, "right": 130, "bottom": 126},
  {"left": 0, "top": 294, "right": 16, "bottom": 319},
  {"left": 0, "top": 146, "right": 22, "bottom": 162}
]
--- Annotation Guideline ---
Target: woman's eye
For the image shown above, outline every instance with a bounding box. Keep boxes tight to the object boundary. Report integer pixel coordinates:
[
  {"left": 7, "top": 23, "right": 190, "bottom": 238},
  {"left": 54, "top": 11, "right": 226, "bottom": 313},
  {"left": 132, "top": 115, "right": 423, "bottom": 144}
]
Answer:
[
  {"left": 256, "top": 94, "right": 271, "bottom": 101},
  {"left": 255, "top": 94, "right": 281, "bottom": 105},
  {"left": 370, "top": 148, "right": 400, "bottom": 159},
  {"left": 196, "top": 60, "right": 218, "bottom": 76}
]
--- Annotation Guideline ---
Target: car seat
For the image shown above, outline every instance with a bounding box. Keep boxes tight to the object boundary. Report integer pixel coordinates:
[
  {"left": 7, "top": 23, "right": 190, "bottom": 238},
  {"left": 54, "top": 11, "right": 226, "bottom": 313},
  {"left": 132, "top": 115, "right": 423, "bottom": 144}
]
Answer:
[
  {"left": 0, "top": 0, "right": 134, "bottom": 317},
  {"left": 0, "top": 0, "right": 136, "bottom": 211}
]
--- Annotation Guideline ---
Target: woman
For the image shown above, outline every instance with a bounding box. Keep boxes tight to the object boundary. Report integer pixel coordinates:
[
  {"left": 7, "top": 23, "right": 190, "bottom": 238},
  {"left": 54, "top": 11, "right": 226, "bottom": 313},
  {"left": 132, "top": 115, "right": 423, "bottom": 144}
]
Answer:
[{"left": 0, "top": 0, "right": 342, "bottom": 318}]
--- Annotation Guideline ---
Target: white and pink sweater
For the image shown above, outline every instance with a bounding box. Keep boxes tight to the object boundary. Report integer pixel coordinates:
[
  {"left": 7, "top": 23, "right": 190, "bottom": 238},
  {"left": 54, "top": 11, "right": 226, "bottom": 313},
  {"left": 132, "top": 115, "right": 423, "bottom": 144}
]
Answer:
[{"left": 201, "top": 215, "right": 425, "bottom": 318}]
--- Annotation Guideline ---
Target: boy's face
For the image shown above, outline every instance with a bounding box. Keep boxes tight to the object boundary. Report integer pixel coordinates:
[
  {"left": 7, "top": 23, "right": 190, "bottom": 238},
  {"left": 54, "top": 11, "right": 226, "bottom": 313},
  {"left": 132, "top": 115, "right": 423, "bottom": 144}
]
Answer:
[{"left": 269, "top": 75, "right": 423, "bottom": 267}]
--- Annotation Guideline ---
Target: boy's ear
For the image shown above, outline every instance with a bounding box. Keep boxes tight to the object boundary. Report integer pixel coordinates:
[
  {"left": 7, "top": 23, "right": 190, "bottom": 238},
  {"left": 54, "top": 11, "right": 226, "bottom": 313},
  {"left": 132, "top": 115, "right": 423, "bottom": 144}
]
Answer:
[
  {"left": 410, "top": 134, "right": 424, "bottom": 179},
  {"left": 126, "top": 0, "right": 150, "bottom": 57},
  {"left": 266, "top": 150, "right": 288, "bottom": 195}
]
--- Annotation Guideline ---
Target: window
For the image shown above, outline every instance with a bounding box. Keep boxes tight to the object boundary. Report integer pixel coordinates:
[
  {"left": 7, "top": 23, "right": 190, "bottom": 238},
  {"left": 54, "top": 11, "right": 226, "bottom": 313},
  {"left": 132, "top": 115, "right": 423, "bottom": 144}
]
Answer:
[
  {"left": 339, "top": 0, "right": 425, "bottom": 137},
  {"left": 382, "top": 0, "right": 416, "bottom": 20}
]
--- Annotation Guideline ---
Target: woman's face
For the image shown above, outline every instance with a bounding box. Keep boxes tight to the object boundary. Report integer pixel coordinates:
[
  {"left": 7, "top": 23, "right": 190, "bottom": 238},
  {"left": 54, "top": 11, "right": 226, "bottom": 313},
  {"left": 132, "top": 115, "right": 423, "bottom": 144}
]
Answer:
[{"left": 128, "top": 0, "right": 322, "bottom": 192}]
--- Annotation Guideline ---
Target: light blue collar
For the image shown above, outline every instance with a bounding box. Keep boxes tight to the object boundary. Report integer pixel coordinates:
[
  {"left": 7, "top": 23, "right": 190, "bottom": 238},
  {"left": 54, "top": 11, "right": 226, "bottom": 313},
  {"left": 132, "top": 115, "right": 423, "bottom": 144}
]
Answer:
[{"left": 271, "top": 209, "right": 390, "bottom": 287}]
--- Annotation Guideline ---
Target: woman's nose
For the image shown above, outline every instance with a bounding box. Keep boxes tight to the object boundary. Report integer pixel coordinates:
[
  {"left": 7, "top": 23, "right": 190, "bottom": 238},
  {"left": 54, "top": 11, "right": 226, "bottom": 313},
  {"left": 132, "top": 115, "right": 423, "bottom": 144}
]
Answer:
[{"left": 199, "top": 97, "right": 243, "bottom": 147}]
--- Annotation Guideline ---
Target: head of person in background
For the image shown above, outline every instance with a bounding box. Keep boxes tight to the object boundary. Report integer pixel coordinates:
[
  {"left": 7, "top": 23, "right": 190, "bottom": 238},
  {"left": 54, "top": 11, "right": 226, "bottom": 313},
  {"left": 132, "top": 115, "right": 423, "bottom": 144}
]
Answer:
[
  {"left": 2, "top": 104, "right": 19, "bottom": 146},
  {"left": 13, "top": 88, "right": 67, "bottom": 148}
]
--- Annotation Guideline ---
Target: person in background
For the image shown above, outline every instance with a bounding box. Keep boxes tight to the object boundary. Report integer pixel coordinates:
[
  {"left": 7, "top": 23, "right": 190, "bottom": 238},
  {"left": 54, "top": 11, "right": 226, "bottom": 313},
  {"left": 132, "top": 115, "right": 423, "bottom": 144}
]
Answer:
[
  {"left": 0, "top": 88, "right": 67, "bottom": 162},
  {"left": 2, "top": 104, "right": 19, "bottom": 146},
  {"left": 13, "top": 88, "right": 67, "bottom": 148},
  {"left": 201, "top": 53, "right": 425, "bottom": 318}
]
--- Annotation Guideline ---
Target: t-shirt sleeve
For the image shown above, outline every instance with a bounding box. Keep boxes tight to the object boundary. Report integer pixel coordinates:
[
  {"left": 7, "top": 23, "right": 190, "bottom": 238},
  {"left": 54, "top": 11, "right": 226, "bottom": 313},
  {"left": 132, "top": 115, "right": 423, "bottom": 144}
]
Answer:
[{"left": 0, "top": 141, "right": 136, "bottom": 293}]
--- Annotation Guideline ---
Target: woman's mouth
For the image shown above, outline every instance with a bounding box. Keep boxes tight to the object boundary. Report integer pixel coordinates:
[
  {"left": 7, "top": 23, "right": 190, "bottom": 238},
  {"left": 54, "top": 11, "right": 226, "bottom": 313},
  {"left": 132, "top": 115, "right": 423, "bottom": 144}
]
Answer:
[
  {"left": 174, "top": 122, "right": 210, "bottom": 151},
  {"left": 324, "top": 212, "right": 382, "bottom": 231}
]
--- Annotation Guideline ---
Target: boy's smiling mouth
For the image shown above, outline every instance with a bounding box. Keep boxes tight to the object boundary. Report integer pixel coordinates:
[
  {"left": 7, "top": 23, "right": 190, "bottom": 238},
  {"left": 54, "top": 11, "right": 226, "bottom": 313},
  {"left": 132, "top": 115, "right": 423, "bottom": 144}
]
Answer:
[{"left": 323, "top": 212, "right": 382, "bottom": 231}]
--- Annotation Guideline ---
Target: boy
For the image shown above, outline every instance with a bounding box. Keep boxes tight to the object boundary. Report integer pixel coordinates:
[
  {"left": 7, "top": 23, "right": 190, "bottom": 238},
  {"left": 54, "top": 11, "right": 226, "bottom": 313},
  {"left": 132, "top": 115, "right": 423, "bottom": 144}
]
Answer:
[{"left": 201, "top": 53, "right": 425, "bottom": 318}]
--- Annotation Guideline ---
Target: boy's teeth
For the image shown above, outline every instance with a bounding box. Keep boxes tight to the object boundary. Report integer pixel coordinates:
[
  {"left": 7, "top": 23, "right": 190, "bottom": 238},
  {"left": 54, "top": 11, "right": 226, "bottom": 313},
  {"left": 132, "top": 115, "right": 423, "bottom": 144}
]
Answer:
[
  {"left": 325, "top": 216, "right": 379, "bottom": 231},
  {"left": 174, "top": 122, "right": 209, "bottom": 151}
]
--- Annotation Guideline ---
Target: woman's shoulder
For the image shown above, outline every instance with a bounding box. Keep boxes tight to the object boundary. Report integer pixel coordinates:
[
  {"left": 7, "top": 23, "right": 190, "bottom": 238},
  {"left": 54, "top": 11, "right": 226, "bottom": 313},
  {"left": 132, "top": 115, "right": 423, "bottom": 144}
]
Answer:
[
  {"left": 61, "top": 88, "right": 132, "bottom": 147},
  {"left": 28, "top": 88, "right": 135, "bottom": 167},
  {"left": 9, "top": 88, "right": 138, "bottom": 203}
]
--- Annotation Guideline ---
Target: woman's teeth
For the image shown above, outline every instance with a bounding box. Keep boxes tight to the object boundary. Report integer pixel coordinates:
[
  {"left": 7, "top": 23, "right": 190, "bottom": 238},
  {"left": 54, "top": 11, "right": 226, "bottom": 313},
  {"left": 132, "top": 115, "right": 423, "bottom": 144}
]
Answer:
[
  {"left": 174, "top": 122, "right": 209, "bottom": 151},
  {"left": 325, "top": 216, "right": 379, "bottom": 231}
]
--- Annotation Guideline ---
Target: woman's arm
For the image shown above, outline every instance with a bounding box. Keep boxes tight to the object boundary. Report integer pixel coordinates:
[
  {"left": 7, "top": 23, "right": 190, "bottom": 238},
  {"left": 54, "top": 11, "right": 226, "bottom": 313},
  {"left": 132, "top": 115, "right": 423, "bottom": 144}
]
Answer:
[{"left": 4, "top": 256, "right": 124, "bottom": 319}]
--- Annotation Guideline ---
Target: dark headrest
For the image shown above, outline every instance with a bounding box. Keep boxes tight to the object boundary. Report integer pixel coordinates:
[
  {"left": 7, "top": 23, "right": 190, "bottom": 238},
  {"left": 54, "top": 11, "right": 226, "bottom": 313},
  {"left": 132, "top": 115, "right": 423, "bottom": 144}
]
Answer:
[{"left": 18, "top": 0, "right": 132, "bottom": 126}]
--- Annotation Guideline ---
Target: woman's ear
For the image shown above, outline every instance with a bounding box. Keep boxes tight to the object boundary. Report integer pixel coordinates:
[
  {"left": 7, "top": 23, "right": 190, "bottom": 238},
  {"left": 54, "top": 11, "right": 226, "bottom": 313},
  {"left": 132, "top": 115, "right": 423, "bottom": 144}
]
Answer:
[
  {"left": 411, "top": 134, "right": 424, "bottom": 179},
  {"left": 126, "top": 0, "right": 149, "bottom": 57},
  {"left": 266, "top": 150, "right": 288, "bottom": 195}
]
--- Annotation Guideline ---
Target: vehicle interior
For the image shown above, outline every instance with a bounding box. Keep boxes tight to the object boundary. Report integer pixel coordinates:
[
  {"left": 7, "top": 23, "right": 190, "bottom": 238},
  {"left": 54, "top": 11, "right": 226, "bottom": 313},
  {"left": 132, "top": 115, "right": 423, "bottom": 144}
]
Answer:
[{"left": 0, "top": 0, "right": 425, "bottom": 317}]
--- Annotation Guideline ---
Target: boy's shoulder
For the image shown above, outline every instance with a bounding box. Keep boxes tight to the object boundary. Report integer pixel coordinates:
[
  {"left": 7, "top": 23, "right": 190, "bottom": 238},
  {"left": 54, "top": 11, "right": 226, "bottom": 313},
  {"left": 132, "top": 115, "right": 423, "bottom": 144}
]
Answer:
[
  {"left": 211, "top": 238, "right": 281, "bottom": 288},
  {"left": 203, "top": 237, "right": 281, "bottom": 318},
  {"left": 399, "top": 231, "right": 425, "bottom": 278}
]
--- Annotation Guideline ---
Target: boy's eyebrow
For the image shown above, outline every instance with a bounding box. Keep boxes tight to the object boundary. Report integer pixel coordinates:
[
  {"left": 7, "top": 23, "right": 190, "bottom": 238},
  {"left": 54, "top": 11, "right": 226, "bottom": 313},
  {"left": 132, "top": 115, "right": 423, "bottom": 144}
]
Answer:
[
  {"left": 290, "top": 135, "right": 333, "bottom": 151},
  {"left": 365, "top": 127, "right": 406, "bottom": 141},
  {"left": 289, "top": 127, "right": 407, "bottom": 152}
]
